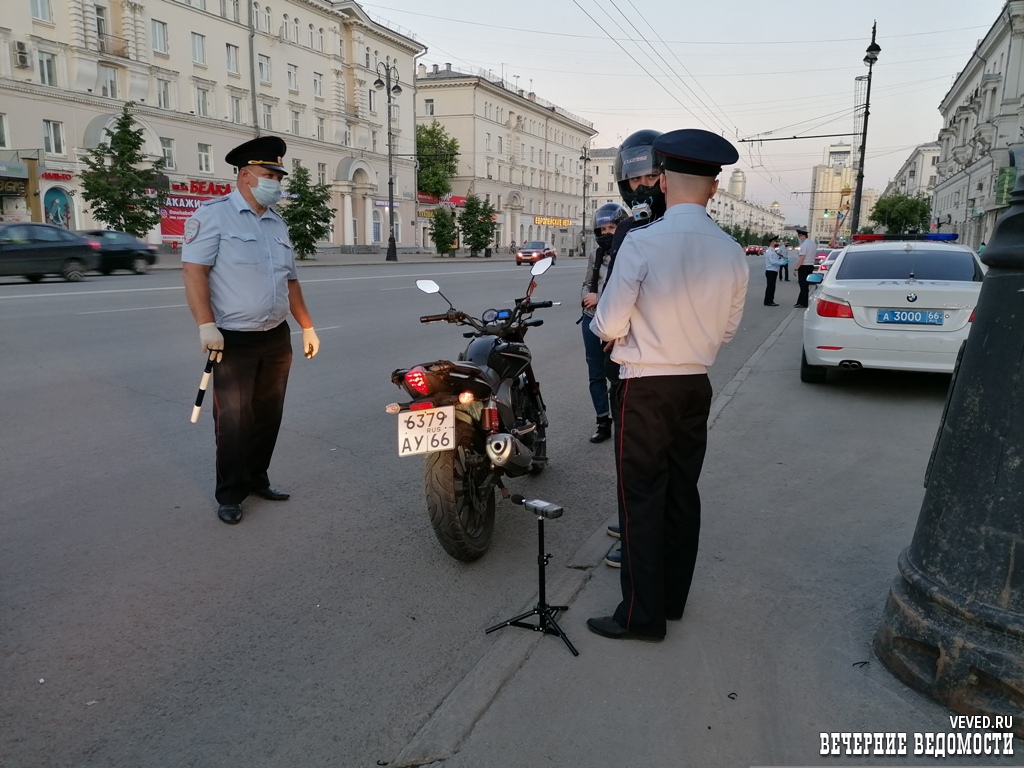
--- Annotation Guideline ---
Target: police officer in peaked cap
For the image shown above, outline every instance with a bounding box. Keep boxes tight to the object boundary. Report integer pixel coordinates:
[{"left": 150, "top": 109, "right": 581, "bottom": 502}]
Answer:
[
  {"left": 588, "top": 128, "right": 749, "bottom": 640},
  {"left": 182, "top": 135, "right": 321, "bottom": 525}
]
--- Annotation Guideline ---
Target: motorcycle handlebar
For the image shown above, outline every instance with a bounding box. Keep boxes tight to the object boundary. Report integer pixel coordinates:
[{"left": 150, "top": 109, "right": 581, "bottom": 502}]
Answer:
[
  {"left": 528, "top": 300, "right": 554, "bottom": 309},
  {"left": 525, "top": 319, "right": 544, "bottom": 327},
  {"left": 420, "top": 312, "right": 454, "bottom": 323}
]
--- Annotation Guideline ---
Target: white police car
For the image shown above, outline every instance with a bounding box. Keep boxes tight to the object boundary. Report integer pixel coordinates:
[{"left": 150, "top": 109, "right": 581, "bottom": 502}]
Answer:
[{"left": 800, "top": 234, "right": 985, "bottom": 383}]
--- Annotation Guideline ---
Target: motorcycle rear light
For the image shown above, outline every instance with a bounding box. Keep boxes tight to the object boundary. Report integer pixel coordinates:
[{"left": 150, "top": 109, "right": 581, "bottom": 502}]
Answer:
[
  {"left": 409, "top": 401, "right": 435, "bottom": 411},
  {"left": 816, "top": 297, "right": 853, "bottom": 319},
  {"left": 458, "top": 391, "right": 475, "bottom": 405},
  {"left": 384, "top": 403, "right": 402, "bottom": 414},
  {"left": 404, "top": 367, "right": 431, "bottom": 395}
]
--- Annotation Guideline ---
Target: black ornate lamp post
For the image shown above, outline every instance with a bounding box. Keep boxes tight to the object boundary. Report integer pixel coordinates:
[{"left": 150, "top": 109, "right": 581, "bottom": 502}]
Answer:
[
  {"left": 849, "top": 22, "right": 881, "bottom": 236},
  {"left": 374, "top": 61, "right": 402, "bottom": 262},
  {"left": 579, "top": 145, "right": 590, "bottom": 259},
  {"left": 873, "top": 145, "right": 1024, "bottom": 734}
]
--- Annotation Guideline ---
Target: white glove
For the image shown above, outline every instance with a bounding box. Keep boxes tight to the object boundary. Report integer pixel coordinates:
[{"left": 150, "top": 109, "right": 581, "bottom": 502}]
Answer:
[
  {"left": 198, "top": 322, "right": 223, "bottom": 363},
  {"left": 302, "top": 327, "right": 320, "bottom": 359}
]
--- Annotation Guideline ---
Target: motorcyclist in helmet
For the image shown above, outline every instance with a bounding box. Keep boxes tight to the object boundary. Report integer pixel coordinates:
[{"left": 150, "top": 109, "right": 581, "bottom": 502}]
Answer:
[{"left": 581, "top": 202, "right": 630, "bottom": 444}]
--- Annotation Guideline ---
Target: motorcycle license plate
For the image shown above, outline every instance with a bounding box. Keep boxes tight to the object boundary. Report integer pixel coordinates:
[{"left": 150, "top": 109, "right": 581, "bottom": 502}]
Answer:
[{"left": 397, "top": 406, "right": 455, "bottom": 457}]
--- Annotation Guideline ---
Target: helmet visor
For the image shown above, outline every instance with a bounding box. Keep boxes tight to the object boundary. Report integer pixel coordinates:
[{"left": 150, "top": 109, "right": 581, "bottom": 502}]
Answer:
[{"left": 615, "top": 145, "right": 662, "bottom": 183}]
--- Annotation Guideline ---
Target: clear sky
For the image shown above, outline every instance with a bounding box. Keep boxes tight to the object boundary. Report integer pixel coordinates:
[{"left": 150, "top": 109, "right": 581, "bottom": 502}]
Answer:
[{"left": 361, "top": 0, "right": 1004, "bottom": 225}]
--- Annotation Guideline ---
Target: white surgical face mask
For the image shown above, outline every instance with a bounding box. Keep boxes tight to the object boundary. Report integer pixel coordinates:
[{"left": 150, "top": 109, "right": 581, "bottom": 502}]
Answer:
[{"left": 248, "top": 172, "right": 282, "bottom": 207}]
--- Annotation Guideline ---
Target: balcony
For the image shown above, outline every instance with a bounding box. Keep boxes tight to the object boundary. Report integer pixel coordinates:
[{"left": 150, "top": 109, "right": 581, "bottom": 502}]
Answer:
[{"left": 97, "top": 33, "right": 129, "bottom": 58}]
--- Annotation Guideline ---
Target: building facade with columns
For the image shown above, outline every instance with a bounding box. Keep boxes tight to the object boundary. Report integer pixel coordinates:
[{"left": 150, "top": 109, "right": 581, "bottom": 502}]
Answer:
[
  {"left": 415, "top": 63, "right": 596, "bottom": 255},
  {"left": 932, "top": 0, "right": 1024, "bottom": 250},
  {"left": 0, "top": 0, "right": 423, "bottom": 249}
]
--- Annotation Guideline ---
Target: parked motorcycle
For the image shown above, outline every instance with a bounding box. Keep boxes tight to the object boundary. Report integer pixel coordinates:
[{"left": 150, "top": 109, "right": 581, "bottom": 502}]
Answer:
[{"left": 386, "top": 257, "right": 557, "bottom": 561}]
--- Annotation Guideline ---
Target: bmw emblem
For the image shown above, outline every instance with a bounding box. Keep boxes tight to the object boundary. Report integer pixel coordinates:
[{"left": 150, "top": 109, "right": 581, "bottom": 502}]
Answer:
[{"left": 906, "top": 293, "right": 918, "bottom": 303}]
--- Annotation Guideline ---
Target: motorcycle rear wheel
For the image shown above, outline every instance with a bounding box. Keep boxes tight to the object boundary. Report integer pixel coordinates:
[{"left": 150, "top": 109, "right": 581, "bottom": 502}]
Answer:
[{"left": 424, "top": 419, "right": 495, "bottom": 561}]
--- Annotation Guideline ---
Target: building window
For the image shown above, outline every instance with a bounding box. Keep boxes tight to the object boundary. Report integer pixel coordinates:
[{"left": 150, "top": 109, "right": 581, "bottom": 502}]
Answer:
[
  {"left": 424, "top": 98, "right": 434, "bottom": 116},
  {"left": 251, "top": 1, "right": 259, "bottom": 28},
  {"left": 497, "top": 136, "right": 502, "bottom": 153},
  {"left": 261, "top": 102, "right": 272, "bottom": 129},
  {"left": 195, "top": 0, "right": 207, "bottom": 10},
  {"left": 191, "top": 33, "right": 206, "bottom": 64},
  {"left": 157, "top": 79, "right": 171, "bottom": 109},
  {"left": 152, "top": 20, "right": 169, "bottom": 53},
  {"left": 485, "top": 133, "right": 491, "bottom": 150},
  {"left": 368, "top": 89, "right": 376, "bottom": 113},
  {"left": 38, "top": 51, "right": 57, "bottom": 86},
  {"left": 0, "top": 114, "right": 8, "bottom": 148},
  {"left": 197, "top": 143, "right": 212, "bottom": 172},
  {"left": 220, "top": 0, "right": 239, "bottom": 21},
  {"left": 371, "top": 130, "right": 378, "bottom": 152},
  {"left": 226, "top": 44, "right": 239, "bottom": 73},
  {"left": 289, "top": 109, "right": 300, "bottom": 134},
  {"left": 287, "top": 63, "right": 298, "bottom": 91},
  {"left": 316, "top": 27, "right": 324, "bottom": 51},
  {"left": 99, "top": 64, "right": 118, "bottom": 98},
  {"left": 343, "top": 128, "right": 351, "bottom": 146},
  {"left": 230, "top": 95, "right": 243, "bottom": 123},
  {"left": 364, "top": 47, "right": 370, "bottom": 67},
  {"left": 315, "top": 116, "right": 325, "bottom": 141},
  {"left": 195, "top": 86, "right": 210, "bottom": 116},
  {"left": 607, "top": 182, "right": 613, "bottom": 192},
  {"left": 31, "top": 0, "right": 52, "bottom": 21},
  {"left": 43, "top": 119, "right": 64, "bottom": 155},
  {"left": 317, "top": 162, "right": 327, "bottom": 184},
  {"left": 160, "top": 138, "right": 175, "bottom": 168},
  {"left": 389, "top": 103, "right": 400, "bottom": 122},
  {"left": 313, "top": 72, "right": 323, "bottom": 98},
  {"left": 258, "top": 54, "right": 271, "bottom": 83}
]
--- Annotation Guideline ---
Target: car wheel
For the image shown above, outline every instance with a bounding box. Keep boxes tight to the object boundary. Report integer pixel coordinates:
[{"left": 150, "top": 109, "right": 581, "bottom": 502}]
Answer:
[
  {"left": 800, "top": 349, "right": 827, "bottom": 384},
  {"left": 131, "top": 256, "right": 150, "bottom": 275},
  {"left": 25, "top": 274, "right": 43, "bottom": 283},
  {"left": 61, "top": 259, "right": 87, "bottom": 282},
  {"left": 99, "top": 268, "right": 112, "bottom": 276}
]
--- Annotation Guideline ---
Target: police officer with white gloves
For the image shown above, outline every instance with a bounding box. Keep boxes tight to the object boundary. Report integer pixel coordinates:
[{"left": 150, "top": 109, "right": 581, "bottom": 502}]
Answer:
[
  {"left": 587, "top": 129, "right": 749, "bottom": 641},
  {"left": 182, "top": 136, "right": 319, "bottom": 525}
]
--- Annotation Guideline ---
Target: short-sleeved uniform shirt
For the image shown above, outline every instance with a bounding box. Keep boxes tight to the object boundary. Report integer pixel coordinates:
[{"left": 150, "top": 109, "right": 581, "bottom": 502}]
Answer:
[{"left": 181, "top": 189, "right": 298, "bottom": 331}]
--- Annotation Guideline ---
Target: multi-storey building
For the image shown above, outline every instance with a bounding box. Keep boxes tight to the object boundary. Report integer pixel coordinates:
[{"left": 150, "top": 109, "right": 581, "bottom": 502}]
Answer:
[
  {"left": 933, "top": 0, "right": 1024, "bottom": 249},
  {"left": 806, "top": 144, "right": 878, "bottom": 244},
  {"left": 415, "top": 63, "right": 596, "bottom": 255},
  {"left": 882, "top": 142, "right": 940, "bottom": 205},
  {"left": 0, "top": 0, "right": 424, "bottom": 249}
]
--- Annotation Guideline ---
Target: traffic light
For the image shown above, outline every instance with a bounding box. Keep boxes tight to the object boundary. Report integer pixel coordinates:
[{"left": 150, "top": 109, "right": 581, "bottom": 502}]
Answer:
[{"left": 824, "top": 209, "right": 831, "bottom": 218}]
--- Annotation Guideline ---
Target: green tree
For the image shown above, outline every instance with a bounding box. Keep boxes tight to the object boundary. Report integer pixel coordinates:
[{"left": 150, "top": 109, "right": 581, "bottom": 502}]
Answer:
[
  {"left": 79, "top": 102, "right": 165, "bottom": 238},
  {"left": 429, "top": 206, "right": 459, "bottom": 257},
  {"left": 416, "top": 121, "right": 459, "bottom": 198},
  {"left": 278, "top": 163, "right": 334, "bottom": 260},
  {"left": 868, "top": 193, "right": 931, "bottom": 234},
  {"left": 458, "top": 194, "right": 497, "bottom": 257}
]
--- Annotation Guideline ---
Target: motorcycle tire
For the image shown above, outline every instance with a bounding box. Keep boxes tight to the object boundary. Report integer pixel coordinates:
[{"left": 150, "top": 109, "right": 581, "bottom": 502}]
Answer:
[{"left": 424, "top": 419, "right": 495, "bottom": 561}]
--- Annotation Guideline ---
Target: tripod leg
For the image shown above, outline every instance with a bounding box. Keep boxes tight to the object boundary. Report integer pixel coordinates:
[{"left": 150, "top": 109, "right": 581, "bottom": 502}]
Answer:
[
  {"left": 538, "top": 608, "right": 579, "bottom": 656},
  {"left": 485, "top": 608, "right": 540, "bottom": 635}
]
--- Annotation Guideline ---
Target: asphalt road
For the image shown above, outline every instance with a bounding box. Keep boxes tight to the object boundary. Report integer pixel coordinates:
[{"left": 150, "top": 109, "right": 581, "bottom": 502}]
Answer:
[{"left": 0, "top": 256, "right": 785, "bottom": 767}]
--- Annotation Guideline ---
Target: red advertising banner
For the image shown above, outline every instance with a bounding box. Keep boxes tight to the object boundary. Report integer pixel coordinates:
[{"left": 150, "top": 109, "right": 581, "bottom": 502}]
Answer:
[
  {"left": 160, "top": 194, "right": 208, "bottom": 241},
  {"left": 417, "top": 192, "right": 468, "bottom": 207}
]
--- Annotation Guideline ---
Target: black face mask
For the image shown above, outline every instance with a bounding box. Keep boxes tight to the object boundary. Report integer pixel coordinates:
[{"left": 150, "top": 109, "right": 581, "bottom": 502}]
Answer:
[{"left": 596, "top": 233, "right": 614, "bottom": 250}]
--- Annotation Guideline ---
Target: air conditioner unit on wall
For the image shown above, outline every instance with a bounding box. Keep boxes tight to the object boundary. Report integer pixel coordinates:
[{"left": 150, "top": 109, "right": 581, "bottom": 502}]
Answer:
[{"left": 14, "top": 41, "right": 30, "bottom": 68}]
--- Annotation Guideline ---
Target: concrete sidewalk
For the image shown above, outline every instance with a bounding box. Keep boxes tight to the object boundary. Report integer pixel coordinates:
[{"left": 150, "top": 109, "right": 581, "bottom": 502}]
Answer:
[{"left": 392, "top": 311, "right": 1021, "bottom": 768}]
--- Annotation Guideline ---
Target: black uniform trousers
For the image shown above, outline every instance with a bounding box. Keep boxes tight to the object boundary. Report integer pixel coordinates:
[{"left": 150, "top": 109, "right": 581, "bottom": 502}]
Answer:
[
  {"left": 611, "top": 374, "right": 712, "bottom": 637},
  {"left": 212, "top": 321, "right": 293, "bottom": 504},
  {"left": 796, "top": 264, "right": 815, "bottom": 306},
  {"left": 764, "top": 269, "right": 778, "bottom": 305}
]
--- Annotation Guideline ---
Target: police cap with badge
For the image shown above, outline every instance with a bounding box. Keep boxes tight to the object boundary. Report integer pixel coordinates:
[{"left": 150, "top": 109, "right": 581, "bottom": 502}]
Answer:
[
  {"left": 652, "top": 129, "right": 739, "bottom": 177},
  {"left": 226, "top": 136, "right": 289, "bottom": 175}
]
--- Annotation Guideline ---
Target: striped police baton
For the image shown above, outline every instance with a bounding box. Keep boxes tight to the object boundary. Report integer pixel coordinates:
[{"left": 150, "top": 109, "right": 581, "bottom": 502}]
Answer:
[{"left": 189, "top": 351, "right": 218, "bottom": 423}]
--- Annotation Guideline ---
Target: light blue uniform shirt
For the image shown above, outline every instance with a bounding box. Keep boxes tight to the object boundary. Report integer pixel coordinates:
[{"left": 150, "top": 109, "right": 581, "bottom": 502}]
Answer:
[{"left": 181, "top": 189, "right": 298, "bottom": 331}]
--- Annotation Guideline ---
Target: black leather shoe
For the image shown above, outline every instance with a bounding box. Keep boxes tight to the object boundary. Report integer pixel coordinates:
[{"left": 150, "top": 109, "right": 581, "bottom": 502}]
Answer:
[
  {"left": 252, "top": 486, "right": 290, "bottom": 501},
  {"left": 586, "top": 616, "right": 664, "bottom": 642},
  {"left": 764, "top": 302, "right": 779, "bottom": 307},
  {"left": 590, "top": 417, "right": 612, "bottom": 444},
  {"left": 794, "top": 303, "right": 808, "bottom": 308},
  {"left": 217, "top": 503, "right": 243, "bottom": 524}
]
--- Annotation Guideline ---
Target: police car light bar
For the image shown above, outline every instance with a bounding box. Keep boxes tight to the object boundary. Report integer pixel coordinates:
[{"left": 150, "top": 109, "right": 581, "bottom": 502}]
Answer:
[{"left": 851, "top": 233, "right": 959, "bottom": 242}]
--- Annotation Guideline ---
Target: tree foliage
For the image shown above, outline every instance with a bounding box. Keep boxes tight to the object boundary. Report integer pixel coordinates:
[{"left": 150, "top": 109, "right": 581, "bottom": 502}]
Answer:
[
  {"left": 278, "top": 163, "right": 334, "bottom": 260},
  {"left": 429, "top": 206, "right": 459, "bottom": 256},
  {"left": 79, "top": 102, "right": 165, "bottom": 238},
  {"left": 868, "top": 193, "right": 931, "bottom": 234},
  {"left": 458, "top": 195, "right": 497, "bottom": 256},
  {"left": 416, "top": 121, "right": 459, "bottom": 198}
]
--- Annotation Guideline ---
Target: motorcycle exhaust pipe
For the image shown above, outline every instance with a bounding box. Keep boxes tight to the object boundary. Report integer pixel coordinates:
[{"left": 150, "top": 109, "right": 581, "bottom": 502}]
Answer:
[{"left": 485, "top": 433, "right": 534, "bottom": 477}]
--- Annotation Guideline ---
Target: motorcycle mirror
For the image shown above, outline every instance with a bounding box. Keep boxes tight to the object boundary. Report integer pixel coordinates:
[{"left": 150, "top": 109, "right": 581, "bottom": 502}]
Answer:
[
  {"left": 531, "top": 257, "right": 553, "bottom": 277},
  {"left": 416, "top": 279, "right": 440, "bottom": 294}
]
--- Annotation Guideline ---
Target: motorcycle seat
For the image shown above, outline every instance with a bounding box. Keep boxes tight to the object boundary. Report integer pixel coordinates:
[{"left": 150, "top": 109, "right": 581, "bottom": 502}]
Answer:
[{"left": 452, "top": 361, "right": 502, "bottom": 393}]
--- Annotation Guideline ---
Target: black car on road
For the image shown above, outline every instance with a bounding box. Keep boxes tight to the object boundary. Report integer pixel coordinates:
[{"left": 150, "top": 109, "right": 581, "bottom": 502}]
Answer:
[
  {"left": 0, "top": 222, "right": 100, "bottom": 282},
  {"left": 81, "top": 230, "right": 159, "bottom": 275}
]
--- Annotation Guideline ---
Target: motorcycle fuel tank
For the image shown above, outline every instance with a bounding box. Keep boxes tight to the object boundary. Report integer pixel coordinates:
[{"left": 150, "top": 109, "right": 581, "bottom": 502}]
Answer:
[{"left": 461, "top": 338, "right": 532, "bottom": 380}]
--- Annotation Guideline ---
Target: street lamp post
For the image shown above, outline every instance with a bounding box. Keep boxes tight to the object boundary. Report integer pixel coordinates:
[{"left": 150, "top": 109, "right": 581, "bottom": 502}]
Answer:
[
  {"left": 849, "top": 22, "right": 881, "bottom": 236},
  {"left": 579, "top": 145, "right": 590, "bottom": 260},
  {"left": 374, "top": 61, "right": 402, "bottom": 262}
]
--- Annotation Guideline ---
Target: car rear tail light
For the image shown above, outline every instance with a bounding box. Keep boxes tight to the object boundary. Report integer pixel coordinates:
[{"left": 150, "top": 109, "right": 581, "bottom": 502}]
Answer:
[
  {"left": 404, "top": 366, "right": 432, "bottom": 395},
  {"left": 816, "top": 297, "right": 854, "bottom": 319},
  {"left": 88, "top": 240, "right": 101, "bottom": 250},
  {"left": 969, "top": 310, "right": 975, "bottom": 322}
]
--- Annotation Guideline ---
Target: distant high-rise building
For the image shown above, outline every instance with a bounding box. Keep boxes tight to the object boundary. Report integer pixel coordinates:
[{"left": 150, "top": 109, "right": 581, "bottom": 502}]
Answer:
[{"left": 728, "top": 169, "right": 746, "bottom": 199}]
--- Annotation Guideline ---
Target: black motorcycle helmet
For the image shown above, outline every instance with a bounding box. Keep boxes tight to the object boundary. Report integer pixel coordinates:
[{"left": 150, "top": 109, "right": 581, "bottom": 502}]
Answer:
[
  {"left": 613, "top": 129, "right": 666, "bottom": 216},
  {"left": 592, "top": 202, "right": 629, "bottom": 236}
]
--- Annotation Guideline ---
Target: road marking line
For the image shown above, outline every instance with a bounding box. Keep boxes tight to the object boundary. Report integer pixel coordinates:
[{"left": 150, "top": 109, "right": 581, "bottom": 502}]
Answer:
[
  {"left": 290, "top": 325, "right": 341, "bottom": 334},
  {"left": 0, "top": 286, "right": 184, "bottom": 300},
  {"left": 78, "top": 304, "right": 188, "bottom": 315}
]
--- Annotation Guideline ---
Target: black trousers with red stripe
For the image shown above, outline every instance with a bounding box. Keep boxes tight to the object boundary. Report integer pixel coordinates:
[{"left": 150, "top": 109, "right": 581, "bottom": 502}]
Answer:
[
  {"left": 212, "top": 321, "right": 293, "bottom": 504},
  {"left": 611, "top": 374, "right": 712, "bottom": 636}
]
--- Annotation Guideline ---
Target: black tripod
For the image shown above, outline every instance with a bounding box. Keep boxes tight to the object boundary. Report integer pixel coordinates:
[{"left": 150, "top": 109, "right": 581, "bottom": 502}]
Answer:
[{"left": 485, "top": 495, "right": 578, "bottom": 656}]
